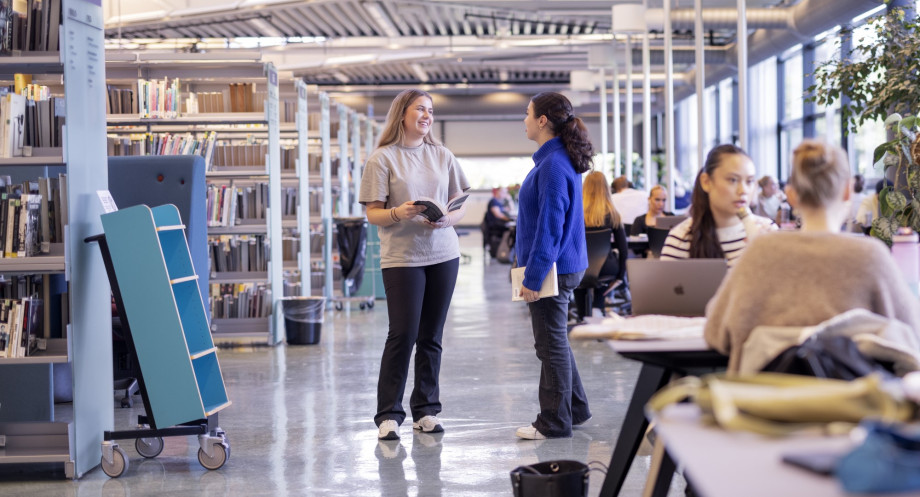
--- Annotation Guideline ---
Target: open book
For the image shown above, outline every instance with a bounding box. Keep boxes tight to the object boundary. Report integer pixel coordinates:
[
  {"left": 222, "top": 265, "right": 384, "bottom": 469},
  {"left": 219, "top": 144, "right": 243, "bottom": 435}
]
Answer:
[
  {"left": 413, "top": 194, "right": 469, "bottom": 222},
  {"left": 511, "top": 263, "right": 559, "bottom": 302}
]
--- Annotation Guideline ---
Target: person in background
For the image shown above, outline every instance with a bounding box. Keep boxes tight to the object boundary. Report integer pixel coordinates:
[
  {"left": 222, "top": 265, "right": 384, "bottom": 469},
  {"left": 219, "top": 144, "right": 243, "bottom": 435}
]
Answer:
[
  {"left": 483, "top": 186, "right": 513, "bottom": 257},
  {"left": 574, "top": 171, "right": 628, "bottom": 319},
  {"left": 704, "top": 140, "right": 920, "bottom": 372},
  {"left": 846, "top": 173, "right": 866, "bottom": 232},
  {"left": 752, "top": 175, "right": 784, "bottom": 222},
  {"left": 660, "top": 144, "right": 776, "bottom": 266},
  {"left": 359, "top": 89, "right": 471, "bottom": 441},
  {"left": 856, "top": 178, "right": 889, "bottom": 234},
  {"left": 515, "top": 91, "right": 591, "bottom": 440},
  {"left": 610, "top": 175, "right": 648, "bottom": 224},
  {"left": 630, "top": 184, "right": 675, "bottom": 235}
]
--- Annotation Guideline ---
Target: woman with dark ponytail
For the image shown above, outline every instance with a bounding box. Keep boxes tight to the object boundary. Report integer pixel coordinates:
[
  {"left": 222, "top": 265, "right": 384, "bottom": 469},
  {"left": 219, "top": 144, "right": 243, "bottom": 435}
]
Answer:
[
  {"left": 514, "top": 91, "right": 591, "bottom": 440},
  {"left": 660, "top": 144, "right": 775, "bottom": 266}
]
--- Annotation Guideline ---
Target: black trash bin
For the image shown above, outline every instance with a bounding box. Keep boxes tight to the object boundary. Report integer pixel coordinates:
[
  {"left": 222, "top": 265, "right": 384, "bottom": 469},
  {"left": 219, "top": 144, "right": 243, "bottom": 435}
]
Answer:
[
  {"left": 281, "top": 297, "right": 325, "bottom": 345},
  {"left": 334, "top": 217, "right": 368, "bottom": 297}
]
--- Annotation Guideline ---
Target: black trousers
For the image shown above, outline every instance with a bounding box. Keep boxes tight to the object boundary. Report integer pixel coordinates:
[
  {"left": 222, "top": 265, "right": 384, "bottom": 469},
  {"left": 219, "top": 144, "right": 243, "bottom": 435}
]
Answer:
[{"left": 375, "top": 258, "right": 460, "bottom": 426}]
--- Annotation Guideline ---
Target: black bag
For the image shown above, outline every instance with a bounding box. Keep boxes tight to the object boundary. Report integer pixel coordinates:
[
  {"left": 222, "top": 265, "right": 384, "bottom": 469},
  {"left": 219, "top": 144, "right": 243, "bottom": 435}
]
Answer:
[
  {"left": 510, "top": 460, "right": 589, "bottom": 497},
  {"left": 760, "top": 334, "right": 893, "bottom": 380}
]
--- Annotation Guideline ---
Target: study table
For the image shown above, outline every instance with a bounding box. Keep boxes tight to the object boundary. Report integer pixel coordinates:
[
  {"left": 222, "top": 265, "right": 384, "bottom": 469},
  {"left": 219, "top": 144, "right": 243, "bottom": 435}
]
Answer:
[
  {"left": 598, "top": 338, "right": 728, "bottom": 497},
  {"left": 644, "top": 404, "right": 920, "bottom": 497}
]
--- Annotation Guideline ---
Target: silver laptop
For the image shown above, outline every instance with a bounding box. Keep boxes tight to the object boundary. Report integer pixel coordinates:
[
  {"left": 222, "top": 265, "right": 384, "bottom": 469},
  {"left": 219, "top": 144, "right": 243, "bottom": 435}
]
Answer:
[
  {"left": 655, "top": 215, "right": 689, "bottom": 230},
  {"left": 627, "top": 259, "right": 729, "bottom": 316}
]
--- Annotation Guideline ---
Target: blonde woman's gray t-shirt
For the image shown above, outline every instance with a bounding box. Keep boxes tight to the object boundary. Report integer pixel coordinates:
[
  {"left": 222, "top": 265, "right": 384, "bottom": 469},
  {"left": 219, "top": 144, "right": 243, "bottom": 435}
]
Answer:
[{"left": 359, "top": 142, "right": 470, "bottom": 268}]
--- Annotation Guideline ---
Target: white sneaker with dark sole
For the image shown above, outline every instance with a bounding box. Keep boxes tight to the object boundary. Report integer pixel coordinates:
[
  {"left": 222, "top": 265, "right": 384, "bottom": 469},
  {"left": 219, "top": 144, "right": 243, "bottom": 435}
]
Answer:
[
  {"left": 515, "top": 425, "right": 547, "bottom": 440},
  {"left": 412, "top": 415, "right": 444, "bottom": 433},
  {"left": 378, "top": 419, "right": 400, "bottom": 440}
]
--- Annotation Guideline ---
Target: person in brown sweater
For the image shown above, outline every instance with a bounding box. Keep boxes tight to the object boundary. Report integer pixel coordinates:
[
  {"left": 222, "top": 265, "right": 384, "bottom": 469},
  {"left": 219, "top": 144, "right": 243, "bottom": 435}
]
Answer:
[{"left": 704, "top": 140, "right": 920, "bottom": 372}]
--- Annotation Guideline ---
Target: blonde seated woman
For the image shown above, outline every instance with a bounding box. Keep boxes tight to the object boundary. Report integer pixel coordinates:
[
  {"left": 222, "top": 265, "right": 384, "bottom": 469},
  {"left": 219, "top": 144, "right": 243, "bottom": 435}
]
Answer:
[
  {"left": 630, "top": 184, "right": 675, "bottom": 236},
  {"left": 704, "top": 140, "right": 920, "bottom": 373}
]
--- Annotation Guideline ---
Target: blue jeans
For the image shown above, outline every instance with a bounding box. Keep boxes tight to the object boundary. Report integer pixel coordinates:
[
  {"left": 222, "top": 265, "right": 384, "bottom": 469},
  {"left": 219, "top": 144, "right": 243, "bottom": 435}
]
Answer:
[{"left": 527, "top": 270, "right": 590, "bottom": 437}]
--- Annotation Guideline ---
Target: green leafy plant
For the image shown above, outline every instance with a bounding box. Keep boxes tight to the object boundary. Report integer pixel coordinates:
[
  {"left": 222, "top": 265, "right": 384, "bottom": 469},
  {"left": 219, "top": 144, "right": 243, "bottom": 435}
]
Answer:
[
  {"left": 808, "top": 6, "right": 920, "bottom": 133},
  {"left": 872, "top": 114, "right": 920, "bottom": 245}
]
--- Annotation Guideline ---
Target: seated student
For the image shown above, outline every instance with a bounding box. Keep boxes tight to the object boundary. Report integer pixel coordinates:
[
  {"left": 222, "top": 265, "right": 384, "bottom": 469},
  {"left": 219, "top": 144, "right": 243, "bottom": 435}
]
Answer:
[
  {"left": 483, "top": 186, "right": 513, "bottom": 257},
  {"left": 704, "top": 140, "right": 920, "bottom": 373},
  {"left": 573, "top": 171, "right": 627, "bottom": 318},
  {"left": 660, "top": 144, "right": 775, "bottom": 267},
  {"left": 855, "top": 178, "right": 890, "bottom": 234},
  {"left": 630, "top": 184, "right": 675, "bottom": 236},
  {"left": 610, "top": 175, "right": 648, "bottom": 224},
  {"left": 752, "top": 175, "right": 785, "bottom": 221}
]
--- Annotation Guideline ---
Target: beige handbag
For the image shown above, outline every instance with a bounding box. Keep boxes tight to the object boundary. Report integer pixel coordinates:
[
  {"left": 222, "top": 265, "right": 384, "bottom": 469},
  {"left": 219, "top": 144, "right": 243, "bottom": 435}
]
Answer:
[{"left": 646, "top": 373, "right": 916, "bottom": 436}]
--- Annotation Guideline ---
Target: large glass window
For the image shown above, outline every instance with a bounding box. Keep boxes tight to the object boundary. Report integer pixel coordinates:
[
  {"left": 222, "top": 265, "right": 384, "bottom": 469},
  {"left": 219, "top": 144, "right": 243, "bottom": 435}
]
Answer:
[
  {"left": 783, "top": 51, "right": 803, "bottom": 122},
  {"left": 718, "top": 78, "right": 734, "bottom": 144},
  {"left": 749, "top": 57, "right": 778, "bottom": 178}
]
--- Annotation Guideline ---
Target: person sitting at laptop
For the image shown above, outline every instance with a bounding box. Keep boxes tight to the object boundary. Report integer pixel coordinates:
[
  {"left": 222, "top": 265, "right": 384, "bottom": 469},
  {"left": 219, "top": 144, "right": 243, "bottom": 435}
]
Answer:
[
  {"left": 630, "top": 184, "right": 675, "bottom": 236},
  {"left": 704, "top": 140, "right": 920, "bottom": 372},
  {"left": 660, "top": 144, "right": 775, "bottom": 267},
  {"left": 573, "top": 171, "right": 628, "bottom": 318}
]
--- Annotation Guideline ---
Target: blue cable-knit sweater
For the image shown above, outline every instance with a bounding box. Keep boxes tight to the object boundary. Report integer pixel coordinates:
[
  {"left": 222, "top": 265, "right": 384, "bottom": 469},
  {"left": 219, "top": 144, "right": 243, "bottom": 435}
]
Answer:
[{"left": 515, "top": 137, "right": 588, "bottom": 291}]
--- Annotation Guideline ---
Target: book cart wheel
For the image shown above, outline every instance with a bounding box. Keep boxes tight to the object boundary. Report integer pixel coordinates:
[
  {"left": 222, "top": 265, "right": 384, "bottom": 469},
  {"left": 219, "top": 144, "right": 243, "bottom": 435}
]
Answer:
[
  {"left": 198, "top": 443, "right": 229, "bottom": 470},
  {"left": 101, "top": 446, "right": 129, "bottom": 478},
  {"left": 135, "top": 437, "right": 164, "bottom": 458}
]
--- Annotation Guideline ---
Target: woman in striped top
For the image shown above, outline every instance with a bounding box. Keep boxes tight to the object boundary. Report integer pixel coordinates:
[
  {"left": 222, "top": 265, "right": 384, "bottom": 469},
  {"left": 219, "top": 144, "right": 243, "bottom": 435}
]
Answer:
[{"left": 660, "top": 144, "right": 775, "bottom": 266}]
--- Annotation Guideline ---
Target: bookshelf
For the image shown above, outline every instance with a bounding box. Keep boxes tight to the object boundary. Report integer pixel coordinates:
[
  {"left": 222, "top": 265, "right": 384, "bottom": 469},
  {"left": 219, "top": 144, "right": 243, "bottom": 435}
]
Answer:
[
  {"left": 0, "top": 0, "right": 113, "bottom": 479},
  {"left": 104, "top": 54, "right": 287, "bottom": 345}
]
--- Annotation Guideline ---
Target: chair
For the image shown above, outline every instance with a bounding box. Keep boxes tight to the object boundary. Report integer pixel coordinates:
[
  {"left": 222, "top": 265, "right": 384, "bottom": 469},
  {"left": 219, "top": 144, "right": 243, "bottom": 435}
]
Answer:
[
  {"left": 573, "top": 228, "right": 618, "bottom": 321},
  {"left": 647, "top": 227, "right": 670, "bottom": 258}
]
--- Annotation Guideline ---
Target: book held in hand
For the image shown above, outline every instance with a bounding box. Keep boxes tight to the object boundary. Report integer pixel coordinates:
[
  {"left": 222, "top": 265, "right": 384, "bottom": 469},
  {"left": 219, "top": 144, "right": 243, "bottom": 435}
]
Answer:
[
  {"left": 413, "top": 194, "right": 469, "bottom": 222},
  {"left": 511, "top": 263, "right": 559, "bottom": 302}
]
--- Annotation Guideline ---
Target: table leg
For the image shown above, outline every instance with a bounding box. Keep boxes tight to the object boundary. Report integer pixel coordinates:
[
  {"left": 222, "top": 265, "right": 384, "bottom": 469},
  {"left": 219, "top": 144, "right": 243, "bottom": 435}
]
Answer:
[
  {"left": 644, "top": 438, "right": 676, "bottom": 497},
  {"left": 598, "top": 363, "right": 671, "bottom": 497}
]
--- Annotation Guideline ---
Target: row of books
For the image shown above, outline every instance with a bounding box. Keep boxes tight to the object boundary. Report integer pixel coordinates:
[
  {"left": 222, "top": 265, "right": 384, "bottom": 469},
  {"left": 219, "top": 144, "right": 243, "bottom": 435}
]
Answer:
[
  {"left": 0, "top": 175, "right": 66, "bottom": 257},
  {"left": 210, "top": 141, "right": 297, "bottom": 170},
  {"left": 136, "top": 78, "right": 181, "bottom": 119},
  {"left": 0, "top": 0, "right": 61, "bottom": 55},
  {"left": 106, "top": 131, "right": 217, "bottom": 168},
  {"left": 210, "top": 283, "right": 271, "bottom": 319},
  {"left": 0, "top": 297, "right": 42, "bottom": 358},
  {"left": 210, "top": 235, "right": 268, "bottom": 274},
  {"left": 0, "top": 90, "right": 64, "bottom": 157},
  {"left": 207, "top": 181, "right": 301, "bottom": 227}
]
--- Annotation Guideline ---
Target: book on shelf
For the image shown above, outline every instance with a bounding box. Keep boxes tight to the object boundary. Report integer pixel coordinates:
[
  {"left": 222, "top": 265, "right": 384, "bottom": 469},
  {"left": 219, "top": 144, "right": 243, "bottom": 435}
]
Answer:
[
  {"left": 0, "top": 296, "right": 43, "bottom": 358},
  {"left": 413, "top": 194, "right": 470, "bottom": 222},
  {"left": 511, "top": 263, "right": 559, "bottom": 302}
]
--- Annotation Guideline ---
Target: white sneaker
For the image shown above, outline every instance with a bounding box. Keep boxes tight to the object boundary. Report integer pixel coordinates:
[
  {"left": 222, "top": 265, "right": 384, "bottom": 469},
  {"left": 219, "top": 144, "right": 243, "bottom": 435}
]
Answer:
[
  {"left": 378, "top": 419, "right": 400, "bottom": 440},
  {"left": 412, "top": 415, "right": 444, "bottom": 433},
  {"left": 515, "top": 425, "right": 547, "bottom": 440}
]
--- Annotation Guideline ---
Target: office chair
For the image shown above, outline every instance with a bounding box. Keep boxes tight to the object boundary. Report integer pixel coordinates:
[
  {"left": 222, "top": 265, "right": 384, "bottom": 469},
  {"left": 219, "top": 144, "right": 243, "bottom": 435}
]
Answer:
[
  {"left": 647, "top": 227, "right": 671, "bottom": 258},
  {"left": 572, "top": 228, "right": 619, "bottom": 322}
]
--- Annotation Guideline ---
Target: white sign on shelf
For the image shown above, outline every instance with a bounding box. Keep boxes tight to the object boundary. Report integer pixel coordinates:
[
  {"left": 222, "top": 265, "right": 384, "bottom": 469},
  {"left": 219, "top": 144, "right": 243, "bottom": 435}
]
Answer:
[{"left": 97, "top": 190, "right": 118, "bottom": 213}]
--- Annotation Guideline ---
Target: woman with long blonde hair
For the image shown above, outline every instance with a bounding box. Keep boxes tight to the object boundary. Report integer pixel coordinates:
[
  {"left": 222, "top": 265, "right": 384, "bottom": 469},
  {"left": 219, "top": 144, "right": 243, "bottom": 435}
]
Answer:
[{"left": 573, "top": 171, "right": 627, "bottom": 320}]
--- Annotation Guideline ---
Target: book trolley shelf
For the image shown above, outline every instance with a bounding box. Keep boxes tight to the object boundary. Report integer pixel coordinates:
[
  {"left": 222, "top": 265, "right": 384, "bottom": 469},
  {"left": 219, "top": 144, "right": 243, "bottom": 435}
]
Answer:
[
  {"left": 95, "top": 204, "right": 230, "bottom": 477},
  {"left": 0, "top": 0, "right": 113, "bottom": 479}
]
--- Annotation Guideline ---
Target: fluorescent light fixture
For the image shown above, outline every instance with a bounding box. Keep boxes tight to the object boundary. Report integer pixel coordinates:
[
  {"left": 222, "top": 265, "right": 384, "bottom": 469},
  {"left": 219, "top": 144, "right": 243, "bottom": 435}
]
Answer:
[
  {"left": 363, "top": 2, "right": 401, "bottom": 38},
  {"left": 249, "top": 18, "right": 284, "bottom": 38},
  {"left": 324, "top": 54, "right": 377, "bottom": 66},
  {"left": 409, "top": 63, "right": 429, "bottom": 82},
  {"left": 333, "top": 72, "right": 351, "bottom": 84}
]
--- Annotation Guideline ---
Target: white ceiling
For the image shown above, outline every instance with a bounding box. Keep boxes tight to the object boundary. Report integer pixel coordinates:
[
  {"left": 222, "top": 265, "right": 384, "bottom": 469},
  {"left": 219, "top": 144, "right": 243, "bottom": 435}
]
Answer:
[{"left": 100, "top": 0, "right": 878, "bottom": 116}]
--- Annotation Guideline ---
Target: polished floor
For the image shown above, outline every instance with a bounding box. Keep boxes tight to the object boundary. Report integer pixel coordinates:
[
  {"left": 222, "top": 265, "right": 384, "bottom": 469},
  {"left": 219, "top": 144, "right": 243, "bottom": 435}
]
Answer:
[{"left": 0, "top": 233, "right": 687, "bottom": 496}]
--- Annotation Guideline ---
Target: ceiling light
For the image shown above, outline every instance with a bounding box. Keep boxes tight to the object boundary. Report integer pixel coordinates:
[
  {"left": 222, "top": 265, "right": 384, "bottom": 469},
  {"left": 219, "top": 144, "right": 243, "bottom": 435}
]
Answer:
[
  {"left": 363, "top": 2, "right": 401, "bottom": 38},
  {"left": 409, "top": 63, "right": 429, "bottom": 83},
  {"left": 333, "top": 72, "right": 350, "bottom": 84}
]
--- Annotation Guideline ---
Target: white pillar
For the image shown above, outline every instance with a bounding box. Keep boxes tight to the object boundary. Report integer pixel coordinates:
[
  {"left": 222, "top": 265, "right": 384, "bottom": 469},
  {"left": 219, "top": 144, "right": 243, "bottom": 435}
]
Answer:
[
  {"left": 624, "top": 35, "right": 634, "bottom": 184},
  {"left": 598, "top": 67, "right": 608, "bottom": 169},
  {"left": 642, "top": 16, "right": 652, "bottom": 190},
  {"left": 694, "top": 0, "right": 706, "bottom": 176},
  {"left": 612, "top": 58, "right": 621, "bottom": 178},
  {"left": 737, "top": 0, "right": 748, "bottom": 149},
  {"left": 664, "top": 0, "right": 676, "bottom": 213}
]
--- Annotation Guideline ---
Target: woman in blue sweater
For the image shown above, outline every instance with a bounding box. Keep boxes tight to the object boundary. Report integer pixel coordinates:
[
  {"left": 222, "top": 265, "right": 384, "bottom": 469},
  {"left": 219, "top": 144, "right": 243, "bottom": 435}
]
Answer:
[{"left": 515, "top": 92, "right": 591, "bottom": 439}]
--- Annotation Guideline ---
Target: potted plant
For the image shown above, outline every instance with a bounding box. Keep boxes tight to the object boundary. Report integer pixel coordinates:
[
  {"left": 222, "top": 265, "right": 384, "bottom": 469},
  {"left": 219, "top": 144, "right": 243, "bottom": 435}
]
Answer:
[{"left": 808, "top": 3, "right": 920, "bottom": 244}]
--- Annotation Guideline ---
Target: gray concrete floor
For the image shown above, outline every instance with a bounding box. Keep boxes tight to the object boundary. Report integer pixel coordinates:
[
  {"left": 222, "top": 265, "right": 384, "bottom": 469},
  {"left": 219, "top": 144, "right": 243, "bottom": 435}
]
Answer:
[{"left": 0, "top": 232, "right": 687, "bottom": 496}]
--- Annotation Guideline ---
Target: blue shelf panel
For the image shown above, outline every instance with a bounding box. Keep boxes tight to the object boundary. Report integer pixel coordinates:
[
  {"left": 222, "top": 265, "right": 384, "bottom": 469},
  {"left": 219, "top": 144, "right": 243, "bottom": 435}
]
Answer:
[
  {"left": 192, "top": 352, "right": 230, "bottom": 416},
  {"left": 154, "top": 207, "right": 197, "bottom": 280},
  {"left": 173, "top": 279, "right": 213, "bottom": 355}
]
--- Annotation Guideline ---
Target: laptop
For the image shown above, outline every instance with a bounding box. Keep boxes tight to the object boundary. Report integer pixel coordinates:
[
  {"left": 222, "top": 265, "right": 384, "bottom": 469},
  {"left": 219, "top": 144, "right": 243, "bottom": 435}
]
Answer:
[
  {"left": 626, "top": 259, "right": 729, "bottom": 316},
  {"left": 655, "top": 215, "right": 688, "bottom": 230}
]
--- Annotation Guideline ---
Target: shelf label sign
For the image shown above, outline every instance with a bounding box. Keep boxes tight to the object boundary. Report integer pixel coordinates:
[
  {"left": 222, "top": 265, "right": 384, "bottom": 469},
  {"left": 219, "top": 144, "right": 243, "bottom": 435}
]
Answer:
[{"left": 97, "top": 190, "right": 118, "bottom": 213}]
